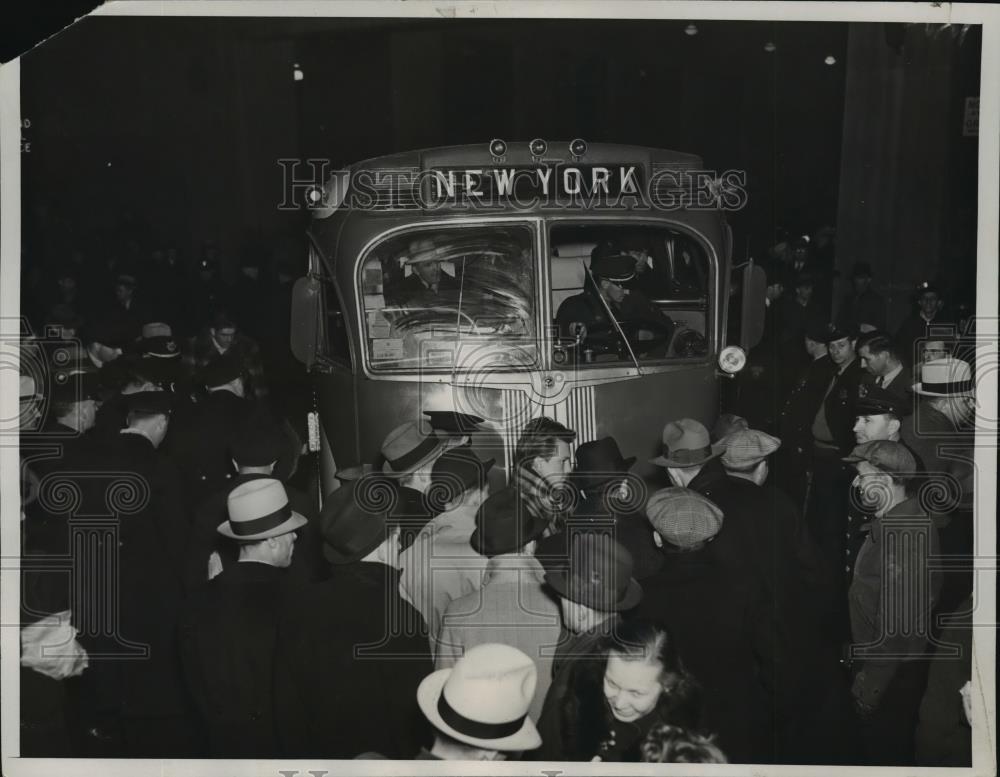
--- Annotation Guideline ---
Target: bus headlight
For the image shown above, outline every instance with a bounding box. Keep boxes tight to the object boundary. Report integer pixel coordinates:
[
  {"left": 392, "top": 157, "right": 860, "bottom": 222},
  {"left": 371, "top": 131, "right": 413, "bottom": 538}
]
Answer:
[{"left": 718, "top": 345, "right": 747, "bottom": 374}]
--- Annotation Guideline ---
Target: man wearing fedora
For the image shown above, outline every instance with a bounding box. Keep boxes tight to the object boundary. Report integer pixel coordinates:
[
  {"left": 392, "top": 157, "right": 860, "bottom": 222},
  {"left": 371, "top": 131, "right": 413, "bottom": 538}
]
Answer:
[
  {"left": 901, "top": 357, "right": 975, "bottom": 613},
  {"left": 399, "top": 444, "right": 495, "bottom": 643},
  {"left": 273, "top": 481, "right": 432, "bottom": 759},
  {"left": 568, "top": 436, "right": 662, "bottom": 580},
  {"left": 843, "top": 440, "right": 942, "bottom": 764},
  {"left": 901, "top": 357, "right": 975, "bottom": 495},
  {"left": 636, "top": 487, "right": 777, "bottom": 763},
  {"left": 362, "top": 643, "right": 542, "bottom": 759},
  {"left": 179, "top": 478, "right": 307, "bottom": 757},
  {"left": 435, "top": 486, "right": 560, "bottom": 722},
  {"left": 183, "top": 409, "right": 318, "bottom": 594},
  {"left": 650, "top": 419, "right": 765, "bottom": 585},
  {"left": 391, "top": 236, "right": 460, "bottom": 307}
]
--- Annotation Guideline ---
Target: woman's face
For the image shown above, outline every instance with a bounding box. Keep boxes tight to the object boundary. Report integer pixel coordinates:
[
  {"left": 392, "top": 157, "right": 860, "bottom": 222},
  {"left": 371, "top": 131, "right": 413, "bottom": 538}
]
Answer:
[{"left": 603, "top": 653, "right": 663, "bottom": 723}]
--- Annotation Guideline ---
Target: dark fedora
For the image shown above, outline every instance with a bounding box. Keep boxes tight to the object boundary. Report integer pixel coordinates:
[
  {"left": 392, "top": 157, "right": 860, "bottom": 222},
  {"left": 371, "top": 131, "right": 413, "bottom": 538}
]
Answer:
[
  {"left": 470, "top": 487, "right": 548, "bottom": 557},
  {"left": 573, "top": 436, "right": 636, "bottom": 490},
  {"left": 649, "top": 419, "right": 725, "bottom": 469},
  {"left": 544, "top": 533, "right": 642, "bottom": 612},
  {"left": 319, "top": 481, "right": 390, "bottom": 565},
  {"left": 380, "top": 421, "right": 447, "bottom": 478}
]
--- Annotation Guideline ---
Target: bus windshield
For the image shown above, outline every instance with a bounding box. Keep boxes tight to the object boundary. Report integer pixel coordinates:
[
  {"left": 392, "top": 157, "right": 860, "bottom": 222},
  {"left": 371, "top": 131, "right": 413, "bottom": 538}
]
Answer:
[
  {"left": 360, "top": 225, "right": 536, "bottom": 372},
  {"left": 550, "top": 223, "right": 711, "bottom": 365}
]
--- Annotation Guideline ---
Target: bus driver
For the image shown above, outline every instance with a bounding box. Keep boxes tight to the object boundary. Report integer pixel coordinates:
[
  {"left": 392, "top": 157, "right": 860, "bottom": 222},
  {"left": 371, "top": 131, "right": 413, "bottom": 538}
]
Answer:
[{"left": 556, "top": 240, "right": 674, "bottom": 358}]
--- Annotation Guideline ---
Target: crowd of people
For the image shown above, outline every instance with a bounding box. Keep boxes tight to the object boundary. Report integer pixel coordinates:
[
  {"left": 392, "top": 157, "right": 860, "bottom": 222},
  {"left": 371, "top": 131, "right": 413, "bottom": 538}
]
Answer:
[{"left": 16, "top": 235, "right": 978, "bottom": 766}]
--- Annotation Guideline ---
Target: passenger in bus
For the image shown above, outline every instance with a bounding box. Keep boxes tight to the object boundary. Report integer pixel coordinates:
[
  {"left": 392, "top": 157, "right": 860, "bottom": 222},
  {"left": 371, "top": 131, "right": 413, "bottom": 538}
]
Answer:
[
  {"left": 556, "top": 241, "right": 674, "bottom": 357},
  {"left": 393, "top": 237, "right": 460, "bottom": 306}
]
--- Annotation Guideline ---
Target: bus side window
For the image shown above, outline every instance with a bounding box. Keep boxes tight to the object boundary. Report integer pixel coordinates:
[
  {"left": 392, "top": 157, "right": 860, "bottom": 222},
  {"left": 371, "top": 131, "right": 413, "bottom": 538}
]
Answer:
[{"left": 322, "top": 276, "right": 352, "bottom": 366}]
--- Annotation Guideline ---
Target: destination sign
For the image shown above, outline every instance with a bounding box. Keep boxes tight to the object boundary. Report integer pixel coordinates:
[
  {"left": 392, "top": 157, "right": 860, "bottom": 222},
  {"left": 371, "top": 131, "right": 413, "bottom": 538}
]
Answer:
[{"left": 425, "top": 164, "right": 644, "bottom": 205}]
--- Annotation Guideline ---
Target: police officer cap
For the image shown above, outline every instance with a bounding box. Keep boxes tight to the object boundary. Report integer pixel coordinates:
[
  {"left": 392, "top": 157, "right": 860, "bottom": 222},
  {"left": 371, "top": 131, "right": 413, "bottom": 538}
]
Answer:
[
  {"left": 817, "top": 321, "right": 855, "bottom": 344},
  {"left": 200, "top": 353, "right": 244, "bottom": 388},
  {"left": 916, "top": 280, "right": 941, "bottom": 297},
  {"left": 855, "top": 384, "right": 911, "bottom": 418},
  {"left": 127, "top": 390, "right": 173, "bottom": 415},
  {"left": 589, "top": 241, "right": 636, "bottom": 284},
  {"left": 50, "top": 371, "right": 100, "bottom": 404}
]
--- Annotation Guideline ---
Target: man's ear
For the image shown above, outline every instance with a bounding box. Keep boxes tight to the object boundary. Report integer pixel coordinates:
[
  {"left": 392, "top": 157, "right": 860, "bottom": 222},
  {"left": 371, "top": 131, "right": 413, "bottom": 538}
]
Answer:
[{"left": 652, "top": 531, "right": 663, "bottom": 549}]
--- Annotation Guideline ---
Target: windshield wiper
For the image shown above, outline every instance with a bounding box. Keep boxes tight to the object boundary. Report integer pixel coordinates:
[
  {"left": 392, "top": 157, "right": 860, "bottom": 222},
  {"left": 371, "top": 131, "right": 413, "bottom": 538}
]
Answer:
[{"left": 583, "top": 266, "right": 643, "bottom": 374}]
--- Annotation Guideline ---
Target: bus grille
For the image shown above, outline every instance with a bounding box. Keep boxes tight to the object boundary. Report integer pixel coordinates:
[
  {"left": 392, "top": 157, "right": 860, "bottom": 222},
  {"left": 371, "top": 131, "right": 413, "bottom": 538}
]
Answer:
[{"left": 498, "top": 385, "right": 597, "bottom": 475}]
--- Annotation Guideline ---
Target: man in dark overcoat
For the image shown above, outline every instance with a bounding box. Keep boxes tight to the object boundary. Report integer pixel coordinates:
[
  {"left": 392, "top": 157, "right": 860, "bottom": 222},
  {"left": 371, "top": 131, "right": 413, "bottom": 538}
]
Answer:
[
  {"left": 273, "top": 481, "right": 433, "bottom": 758},
  {"left": 179, "top": 478, "right": 307, "bottom": 756},
  {"left": 73, "top": 390, "right": 198, "bottom": 757}
]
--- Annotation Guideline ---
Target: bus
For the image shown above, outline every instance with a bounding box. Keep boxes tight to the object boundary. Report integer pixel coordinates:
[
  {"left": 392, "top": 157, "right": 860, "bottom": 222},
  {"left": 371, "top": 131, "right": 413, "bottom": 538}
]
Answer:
[{"left": 290, "top": 141, "right": 765, "bottom": 497}]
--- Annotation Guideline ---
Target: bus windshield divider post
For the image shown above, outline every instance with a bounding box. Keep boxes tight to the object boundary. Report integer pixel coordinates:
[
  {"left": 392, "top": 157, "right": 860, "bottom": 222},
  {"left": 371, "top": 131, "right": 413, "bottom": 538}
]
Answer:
[
  {"left": 584, "top": 265, "right": 643, "bottom": 375},
  {"left": 451, "top": 257, "right": 465, "bottom": 383}
]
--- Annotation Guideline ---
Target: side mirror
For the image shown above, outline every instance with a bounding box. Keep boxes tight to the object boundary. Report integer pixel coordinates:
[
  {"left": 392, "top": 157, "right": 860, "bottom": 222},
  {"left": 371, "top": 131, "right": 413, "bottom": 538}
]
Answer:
[
  {"left": 740, "top": 262, "right": 767, "bottom": 351},
  {"left": 290, "top": 275, "right": 323, "bottom": 368}
]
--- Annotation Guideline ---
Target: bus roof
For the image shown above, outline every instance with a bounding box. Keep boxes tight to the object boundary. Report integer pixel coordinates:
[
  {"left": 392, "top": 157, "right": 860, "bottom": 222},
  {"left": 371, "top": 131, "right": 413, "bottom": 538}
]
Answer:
[{"left": 345, "top": 142, "right": 704, "bottom": 172}]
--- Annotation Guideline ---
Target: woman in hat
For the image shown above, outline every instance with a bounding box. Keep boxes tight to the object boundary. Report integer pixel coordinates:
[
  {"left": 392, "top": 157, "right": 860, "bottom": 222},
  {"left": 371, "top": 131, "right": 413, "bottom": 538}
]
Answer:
[{"left": 535, "top": 619, "right": 703, "bottom": 762}]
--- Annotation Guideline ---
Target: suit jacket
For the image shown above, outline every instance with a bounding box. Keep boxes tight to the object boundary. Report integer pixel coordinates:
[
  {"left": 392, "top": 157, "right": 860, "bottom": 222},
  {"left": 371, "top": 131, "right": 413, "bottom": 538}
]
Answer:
[
  {"left": 901, "top": 402, "right": 974, "bottom": 507},
  {"left": 435, "top": 554, "right": 562, "bottom": 721},
  {"left": 273, "top": 562, "right": 433, "bottom": 758},
  {"left": 391, "top": 270, "right": 460, "bottom": 307},
  {"left": 818, "top": 358, "right": 867, "bottom": 454},
  {"left": 178, "top": 561, "right": 290, "bottom": 756},
  {"left": 778, "top": 355, "right": 837, "bottom": 454}
]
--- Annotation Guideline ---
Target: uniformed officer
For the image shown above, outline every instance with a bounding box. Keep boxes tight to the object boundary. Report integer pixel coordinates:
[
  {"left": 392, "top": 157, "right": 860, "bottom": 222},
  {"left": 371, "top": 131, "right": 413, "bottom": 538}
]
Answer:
[
  {"left": 556, "top": 241, "right": 674, "bottom": 358},
  {"left": 802, "top": 323, "right": 865, "bottom": 603},
  {"left": 843, "top": 385, "right": 919, "bottom": 636}
]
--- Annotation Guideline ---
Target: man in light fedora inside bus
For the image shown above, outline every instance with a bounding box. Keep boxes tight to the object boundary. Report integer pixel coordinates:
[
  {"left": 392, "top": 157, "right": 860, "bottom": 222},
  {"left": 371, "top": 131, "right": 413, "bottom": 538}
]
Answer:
[{"left": 395, "top": 236, "right": 460, "bottom": 306}]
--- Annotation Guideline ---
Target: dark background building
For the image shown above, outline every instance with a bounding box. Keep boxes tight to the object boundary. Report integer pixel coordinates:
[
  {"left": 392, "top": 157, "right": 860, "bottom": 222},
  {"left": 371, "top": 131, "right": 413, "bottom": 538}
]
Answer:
[{"left": 18, "top": 15, "right": 981, "bottom": 330}]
